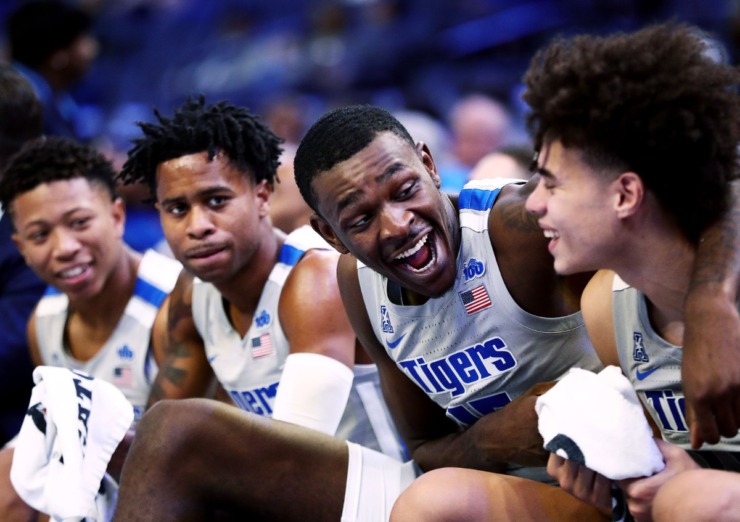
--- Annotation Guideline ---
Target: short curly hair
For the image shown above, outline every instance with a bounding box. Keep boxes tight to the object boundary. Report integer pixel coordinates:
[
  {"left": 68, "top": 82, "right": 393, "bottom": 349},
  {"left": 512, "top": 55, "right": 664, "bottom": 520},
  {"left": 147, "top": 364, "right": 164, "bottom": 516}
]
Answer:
[
  {"left": 522, "top": 23, "right": 739, "bottom": 243},
  {"left": 0, "top": 136, "right": 117, "bottom": 212},
  {"left": 119, "top": 95, "right": 283, "bottom": 199},
  {"left": 294, "top": 105, "right": 415, "bottom": 213}
]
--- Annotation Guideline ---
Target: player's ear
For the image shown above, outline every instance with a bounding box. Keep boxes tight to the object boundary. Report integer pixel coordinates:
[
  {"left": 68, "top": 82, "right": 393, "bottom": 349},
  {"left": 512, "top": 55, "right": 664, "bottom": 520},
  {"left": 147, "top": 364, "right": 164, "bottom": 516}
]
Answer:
[
  {"left": 417, "top": 141, "right": 441, "bottom": 189},
  {"left": 310, "top": 214, "right": 349, "bottom": 254},
  {"left": 613, "top": 171, "right": 644, "bottom": 219},
  {"left": 254, "top": 179, "right": 272, "bottom": 218},
  {"left": 112, "top": 196, "right": 126, "bottom": 238}
]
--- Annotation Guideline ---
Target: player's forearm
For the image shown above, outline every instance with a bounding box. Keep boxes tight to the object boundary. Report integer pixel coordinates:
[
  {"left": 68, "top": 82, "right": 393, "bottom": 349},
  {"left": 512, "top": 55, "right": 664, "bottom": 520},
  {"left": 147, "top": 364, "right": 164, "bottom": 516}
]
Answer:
[
  {"left": 409, "top": 395, "right": 547, "bottom": 472},
  {"left": 689, "top": 179, "right": 740, "bottom": 301}
]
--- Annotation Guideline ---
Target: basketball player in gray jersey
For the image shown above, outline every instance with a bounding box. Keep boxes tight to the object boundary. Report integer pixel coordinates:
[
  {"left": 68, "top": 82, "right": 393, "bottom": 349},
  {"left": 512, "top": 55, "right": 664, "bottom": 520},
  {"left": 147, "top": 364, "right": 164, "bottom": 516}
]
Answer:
[
  {"left": 113, "top": 99, "right": 739, "bottom": 520},
  {"left": 117, "top": 97, "right": 408, "bottom": 459},
  {"left": 400, "top": 23, "right": 740, "bottom": 522},
  {"left": 523, "top": 24, "right": 740, "bottom": 521},
  {"left": 0, "top": 137, "right": 181, "bottom": 521}
]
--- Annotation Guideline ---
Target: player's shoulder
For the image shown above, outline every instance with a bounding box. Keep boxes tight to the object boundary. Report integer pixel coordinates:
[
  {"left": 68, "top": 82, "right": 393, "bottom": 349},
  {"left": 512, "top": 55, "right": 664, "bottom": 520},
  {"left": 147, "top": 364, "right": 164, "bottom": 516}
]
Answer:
[
  {"left": 139, "top": 249, "right": 183, "bottom": 293},
  {"left": 286, "top": 225, "right": 339, "bottom": 276}
]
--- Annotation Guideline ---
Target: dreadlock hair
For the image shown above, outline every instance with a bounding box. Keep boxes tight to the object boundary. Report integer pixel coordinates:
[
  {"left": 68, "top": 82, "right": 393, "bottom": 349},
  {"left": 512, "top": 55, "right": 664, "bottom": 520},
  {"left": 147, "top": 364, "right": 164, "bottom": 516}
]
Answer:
[
  {"left": 0, "top": 136, "right": 117, "bottom": 212},
  {"left": 119, "top": 95, "right": 284, "bottom": 198},
  {"left": 522, "top": 22, "right": 740, "bottom": 244},
  {"left": 294, "top": 105, "right": 416, "bottom": 213}
]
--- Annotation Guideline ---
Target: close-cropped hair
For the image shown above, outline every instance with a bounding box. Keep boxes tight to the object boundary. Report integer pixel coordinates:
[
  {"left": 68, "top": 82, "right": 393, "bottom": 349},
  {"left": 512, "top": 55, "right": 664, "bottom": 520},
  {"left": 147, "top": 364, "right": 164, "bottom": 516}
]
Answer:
[
  {"left": 0, "top": 136, "right": 117, "bottom": 211},
  {"left": 294, "top": 104, "right": 416, "bottom": 213},
  {"left": 522, "top": 22, "right": 740, "bottom": 244},
  {"left": 119, "top": 95, "right": 283, "bottom": 198},
  {"left": 0, "top": 64, "right": 43, "bottom": 168}
]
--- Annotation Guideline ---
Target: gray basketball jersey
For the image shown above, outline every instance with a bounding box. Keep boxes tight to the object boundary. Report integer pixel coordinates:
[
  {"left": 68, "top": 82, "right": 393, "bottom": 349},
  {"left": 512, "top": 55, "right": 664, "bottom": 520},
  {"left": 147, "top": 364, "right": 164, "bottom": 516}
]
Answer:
[
  {"left": 35, "top": 250, "right": 182, "bottom": 420},
  {"left": 192, "top": 226, "right": 408, "bottom": 460},
  {"left": 613, "top": 274, "right": 740, "bottom": 454},
  {"left": 358, "top": 178, "right": 603, "bottom": 428}
]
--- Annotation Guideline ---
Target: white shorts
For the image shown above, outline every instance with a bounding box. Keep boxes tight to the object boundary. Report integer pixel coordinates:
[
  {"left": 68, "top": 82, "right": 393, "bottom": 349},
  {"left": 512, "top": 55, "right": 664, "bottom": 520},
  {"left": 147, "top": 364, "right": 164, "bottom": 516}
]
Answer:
[{"left": 341, "top": 442, "right": 420, "bottom": 522}]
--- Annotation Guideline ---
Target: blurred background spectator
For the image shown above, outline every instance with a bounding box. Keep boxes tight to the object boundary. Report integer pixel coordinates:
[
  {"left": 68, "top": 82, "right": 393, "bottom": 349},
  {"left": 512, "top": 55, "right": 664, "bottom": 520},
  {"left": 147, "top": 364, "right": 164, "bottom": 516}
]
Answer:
[
  {"left": 0, "top": 0, "right": 734, "bottom": 233},
  {"left": 0, "top": 64, "right": 46, "bottom": 447},
  {"left": 5, "top": 0, "right": 100, "bottom": 141}
]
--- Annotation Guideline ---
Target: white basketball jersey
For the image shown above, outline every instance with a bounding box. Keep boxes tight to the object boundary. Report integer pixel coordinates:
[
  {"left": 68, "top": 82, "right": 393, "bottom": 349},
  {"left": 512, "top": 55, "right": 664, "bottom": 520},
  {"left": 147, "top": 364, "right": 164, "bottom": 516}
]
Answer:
[
  {"left": 613, "top": 274, "right": 740, "bottom": 459},
  {"left": 358, "top": 178, "right": 603, "bottom": 428},
  {"left": 192, "top": 226, "right": 408, "bottom": 459},
  {"left": 35, "top": 250, "right": 182, "bottom": 420}
]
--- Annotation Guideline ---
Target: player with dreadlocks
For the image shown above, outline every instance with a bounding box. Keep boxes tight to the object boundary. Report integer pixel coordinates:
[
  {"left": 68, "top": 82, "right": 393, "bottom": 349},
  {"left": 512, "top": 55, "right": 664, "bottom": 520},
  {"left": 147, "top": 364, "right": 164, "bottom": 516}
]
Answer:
[{"left": 118, "top": 95, "right": 408, "bottom": 465}]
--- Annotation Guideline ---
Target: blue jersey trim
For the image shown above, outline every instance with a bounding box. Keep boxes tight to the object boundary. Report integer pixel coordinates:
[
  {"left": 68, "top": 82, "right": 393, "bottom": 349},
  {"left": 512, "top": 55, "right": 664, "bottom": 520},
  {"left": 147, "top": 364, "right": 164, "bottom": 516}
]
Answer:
[
  {"left": 43, "top": 285, "right": 62, "bottom": 296},
  {"left": 458, "top": 187, "right": 501, "bottom": 212},
  {"left": 278, "top": 244, "right": 305, "bottom": 267},
  {"left": 133, "top": 277, "right": 168, "bottom": 307},
  {"left": 447, "top": 405, "right": 479, "bottom": 426}
]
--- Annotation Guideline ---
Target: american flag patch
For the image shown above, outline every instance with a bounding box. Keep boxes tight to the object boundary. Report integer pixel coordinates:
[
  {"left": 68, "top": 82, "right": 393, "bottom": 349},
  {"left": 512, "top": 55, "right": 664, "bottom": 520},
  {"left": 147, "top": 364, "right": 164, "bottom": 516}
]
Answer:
[
  {"left": 113, "top": 366, "right": 133, "bottom": 387},
  {"left": 459, "top": 285, "right": 492, "bottom": 315},
  {"left": 251, "top": 333, "right": 273, "bottom": 358}
]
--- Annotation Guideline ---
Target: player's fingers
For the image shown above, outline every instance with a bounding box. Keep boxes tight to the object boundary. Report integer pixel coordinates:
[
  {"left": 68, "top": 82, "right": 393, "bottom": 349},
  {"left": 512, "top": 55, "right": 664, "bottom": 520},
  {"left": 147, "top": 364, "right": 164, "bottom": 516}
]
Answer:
[
  {"left": 546, "top": 453, "right": 565, "bottom": 481},
  {"left": 713, "top": 399, "right": 739, "bottom": 439},
  {"left": 590, "top": 473, "right": 612, "bottom": 512},
  {"left": 570, "top": 465, "right": 595, "bottom": 500},
  {"left": 687, "top": 401, "right": 719, "bottom": 448}
]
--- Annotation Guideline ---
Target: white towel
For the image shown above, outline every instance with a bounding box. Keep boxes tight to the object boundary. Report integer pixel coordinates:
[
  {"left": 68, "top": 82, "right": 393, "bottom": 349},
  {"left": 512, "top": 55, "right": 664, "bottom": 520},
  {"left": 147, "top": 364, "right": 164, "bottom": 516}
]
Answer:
[
  {"left": 10, "top": 366, "right": 134, "bottom": 522},
  {"left": 535, "top": 366, "right": 665, "bottom": 480}
]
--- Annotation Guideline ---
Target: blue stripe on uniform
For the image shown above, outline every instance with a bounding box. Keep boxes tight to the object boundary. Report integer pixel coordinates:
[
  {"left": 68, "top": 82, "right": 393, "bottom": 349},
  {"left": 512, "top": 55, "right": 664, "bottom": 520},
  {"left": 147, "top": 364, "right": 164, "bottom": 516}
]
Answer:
[
  {"left": 43, "top": 285, "right": 62, "bottom": 296},
  {"left": 458, "top": 188, "right": 501, "bottom": 212},
  {"left": 133, "top": 277, "right": 168, "bottom": 307},
  {"left": 278, "top": 244, "right": 306, "bottom": 267},
  {"left": 447, "top": 405, "right": 479, "bottom": 426}
]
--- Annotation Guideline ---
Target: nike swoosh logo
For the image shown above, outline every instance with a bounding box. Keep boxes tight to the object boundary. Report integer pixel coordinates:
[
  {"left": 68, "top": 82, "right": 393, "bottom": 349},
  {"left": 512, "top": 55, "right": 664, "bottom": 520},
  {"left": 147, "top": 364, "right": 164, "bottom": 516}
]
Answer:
[
  {"left": 635, "top": 367, "right": 658, "bottom": 381},
  {"left": 208, "top": 355, "right": 218, "bottom": 363},
  {"left": 385, "top": 333, "right": 406, "bottom": 349}
]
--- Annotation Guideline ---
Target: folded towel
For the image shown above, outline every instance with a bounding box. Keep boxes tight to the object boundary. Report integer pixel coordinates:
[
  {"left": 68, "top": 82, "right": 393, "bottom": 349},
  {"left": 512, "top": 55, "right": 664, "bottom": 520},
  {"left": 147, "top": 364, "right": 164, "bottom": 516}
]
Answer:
[
  {"left": 535, "top": 366, "right": 665, "bottom": 480},
  {"left": 10, "top": 366, "right": 134, "bottom": 521}
]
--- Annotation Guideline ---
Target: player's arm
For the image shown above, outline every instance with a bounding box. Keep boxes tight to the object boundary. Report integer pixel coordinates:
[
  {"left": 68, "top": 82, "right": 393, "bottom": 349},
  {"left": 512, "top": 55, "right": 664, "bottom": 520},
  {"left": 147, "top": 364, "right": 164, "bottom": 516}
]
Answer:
[
  {"left": 150, "top": 294, "right": 171, "bottom": 366},
  {"left": 145, "top": 270, "right": 214, "bottom": 409},
  {"left": 544, "top": 270, "right": 619, "bottom": 513},
  {"left": 580, "top": 270, "right": 619, "bottom": 368},
  {"left": 26, "top": 310, "right": 43, "bottom": 368},
  {"left": 682, "top": 178, "right": 740, "bottom": 447},
  {"left": 272, "top": 248, "right": 357, "bottom": 435}
]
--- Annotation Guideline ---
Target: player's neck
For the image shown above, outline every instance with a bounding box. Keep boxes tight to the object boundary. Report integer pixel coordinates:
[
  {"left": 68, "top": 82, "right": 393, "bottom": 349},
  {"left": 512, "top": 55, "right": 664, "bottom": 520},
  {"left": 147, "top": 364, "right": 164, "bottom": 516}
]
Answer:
[
  {"left": 217, "top": 226, "right": 285, "bottom": 314},
  {"left": 68, "top": 246, "right": 142, "bottom": 330},
  {"left": 615, "top": 228, "right": 694, "bottom": 335}
]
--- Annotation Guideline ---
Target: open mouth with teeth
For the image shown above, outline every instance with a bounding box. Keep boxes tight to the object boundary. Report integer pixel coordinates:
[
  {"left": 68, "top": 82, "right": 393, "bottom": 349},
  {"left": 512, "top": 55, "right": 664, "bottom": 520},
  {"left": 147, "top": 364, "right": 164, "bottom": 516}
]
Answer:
[
  {"left": 543, "top": 230, "right": 560, "bottom": 240},
  {"left": 58, "top": 264, "right": 90, "bottom": 280},
  {"left": 393, "top": 233, "right": 436, "bottom": 272}
]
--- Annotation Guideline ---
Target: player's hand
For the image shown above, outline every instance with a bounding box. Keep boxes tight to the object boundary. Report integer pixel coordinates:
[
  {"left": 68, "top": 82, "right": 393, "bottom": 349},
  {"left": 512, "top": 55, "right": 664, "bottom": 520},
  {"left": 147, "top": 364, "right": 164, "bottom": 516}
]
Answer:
[
  {"left": 616, "top": 439, "right": 699, "bottom": 522},
  {"left": 546, "top": 453, "right": 612, "bottom": 516},
  {"left": 682, "top": 286, "right": 740, "bottom": 448}
]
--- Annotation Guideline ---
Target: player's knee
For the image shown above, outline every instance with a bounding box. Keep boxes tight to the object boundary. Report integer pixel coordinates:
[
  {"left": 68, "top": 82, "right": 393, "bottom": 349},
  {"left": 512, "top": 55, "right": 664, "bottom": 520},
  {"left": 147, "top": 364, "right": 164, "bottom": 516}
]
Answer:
[
  {"left": 0, "top": 447, "right": 37, "bottom": 522},
  {"left": 653, "top": 469, "right": 740, "bottom": 521},
  {"left": 133, "top": 399, "right": 218, "bottom": 465},
  {"left": 0, "top": 494, "right": 36, "bottom": 522},
  {"left": 391, "top": 468, "right": 467, "bottom": 522}
]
